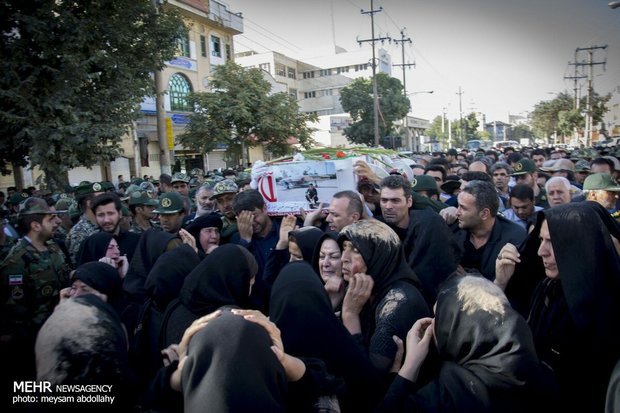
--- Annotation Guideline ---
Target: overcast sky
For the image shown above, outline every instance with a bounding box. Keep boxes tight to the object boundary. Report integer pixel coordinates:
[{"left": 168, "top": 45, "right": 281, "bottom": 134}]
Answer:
[{"left": 224, "top": 0, "right": 620, "bottom": 123}]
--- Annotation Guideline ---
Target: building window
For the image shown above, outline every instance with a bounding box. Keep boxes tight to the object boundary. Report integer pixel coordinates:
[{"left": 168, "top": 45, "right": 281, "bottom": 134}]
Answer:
[
  {"left": 200, "top": 35, "right": 207, "bottom": 57},
  {"left": 275, "top": 63, "right": 286, "bottom": 77},
  {"left": 211, "top": 35, "right": 221, "bottom": 57},
  {"left": 303, "top": 71, "right": 315, "bottom": 79},
  {"left": 304, "top": 91, "right": 316, "bottom": 99},
  {"left": 319, "top": 69, "right": 332, "bottom": 77},
  {"left": 225, "top": 44, "right": 231, "bottom": 60},
  {"left": 259, "top": 63, "right": 271, "bottom": 72},
  {"left": 178, "top": 33, "right": 190, "bottom": 57},
  {"left": 355, "top": 64, "right": 369, "bottom": 71},
  {"left": 321, "top": 89, "right": 333, "bottom": 97},
  {"left": 287, "top": 66, "right": 296, "bottom": 79},
  {"left": 336, "top": 66, "right": 350, "bottom": 74},
  {"left": 289, "top": 88, "right": 298, "bottom": 100},
  {"left": 169, "top": 73, "right": 193, "bottom": 112}
]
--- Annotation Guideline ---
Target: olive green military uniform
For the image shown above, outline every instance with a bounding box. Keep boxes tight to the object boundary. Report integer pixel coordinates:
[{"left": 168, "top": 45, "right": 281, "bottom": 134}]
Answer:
[{"left": 1, "top": 238, "right": 71, "bottom": 336}]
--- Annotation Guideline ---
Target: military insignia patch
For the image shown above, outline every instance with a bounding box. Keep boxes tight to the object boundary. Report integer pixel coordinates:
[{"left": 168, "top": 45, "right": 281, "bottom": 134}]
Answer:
[
  {"left": 92, "top": 182, "right": 102, "bottom": 192},
  {"left": 514, "top": 163, "right": 523, "bottom": 171},
  {"left": 11, "top": 286, "right": 23, "bottom": 300},
  {"left": 41, "top": 285, "right": 53, "bottom": 297},
  {"left": 161, "top": 198, "right": 172, "bottom": 208},
  {"left": 9, "top": 275, "right": 23, "bottom": 285}
]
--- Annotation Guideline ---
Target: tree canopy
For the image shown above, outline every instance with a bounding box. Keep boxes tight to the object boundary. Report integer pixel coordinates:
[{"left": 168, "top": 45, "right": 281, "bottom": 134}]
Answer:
[
  {"left": 339, "top": 73, "right": 410, "bottom": 147},
  {"left": 178, "top": 61, "right": 317, "bottom": 165},
  {"left": 530, "top": 91, "right": 610, "bottom": 143},
  {"left": 0, "top": 0, "right": 185, "bottom": 190}
]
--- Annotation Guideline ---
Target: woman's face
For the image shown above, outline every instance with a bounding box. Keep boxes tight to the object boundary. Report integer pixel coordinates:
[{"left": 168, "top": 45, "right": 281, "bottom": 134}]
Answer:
[
  {"left": 537, "top": 220, "right": 559, "bottom": 279},
  {"left": 318, "top": 238, "right": 343, "bottom": 283},
  {"left": 199, "top": 227, "right": 221, "bottom": 251},
  {"left": 105, "top": 238, "right": 120, "bottom": 261},
  {"left": 69, "top": 279, "right": 108, "bottom": 302},
  {"left": 341, "top": 240, "right": 367, "bottom": 282},
  {"left": 288, "top": 240, "right": 303, "bottom": 262}
]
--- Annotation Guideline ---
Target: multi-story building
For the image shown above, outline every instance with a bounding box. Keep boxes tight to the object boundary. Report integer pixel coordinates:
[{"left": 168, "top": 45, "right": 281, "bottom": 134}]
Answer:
[{"left": 136, "top": 0, "right": 243, "bottom": 180}]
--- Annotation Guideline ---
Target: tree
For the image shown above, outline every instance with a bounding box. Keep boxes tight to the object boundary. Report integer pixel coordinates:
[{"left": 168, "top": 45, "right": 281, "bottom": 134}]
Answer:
[
  {"left": 339, "top": 73, "right": 410, "bottom": 147},
  {"left": 425, "top": 116, "right": 449, "bottom": 148},
  {"left": 0, "top": 0, "right": 185, "bottom": 190},
  {"left": 530, "top": 91, "right": 610, "bottom": 144},
  {"left": 179, "top": 61, "right": 316, "bottom": 166},
  {"left": 465, "top": 112, "right": 480, "bottom": 141}
]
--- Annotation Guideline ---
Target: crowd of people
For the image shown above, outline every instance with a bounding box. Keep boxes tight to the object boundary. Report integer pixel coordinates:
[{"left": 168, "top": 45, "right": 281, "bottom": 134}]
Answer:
[{"left": 1, "top": 145, "right": 620, "bottom": 412}]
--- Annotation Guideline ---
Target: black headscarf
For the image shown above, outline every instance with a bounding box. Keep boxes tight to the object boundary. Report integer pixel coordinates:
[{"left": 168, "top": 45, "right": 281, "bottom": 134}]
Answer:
[
  {"left": 73, "top": 262, "right": 123, "bottom": 314},
  {"left": 270, "top": 261, "right": 382, "bottom": 410},
  {"left": 144, "top": 244, "right": 201, "bottom": 311},
  {"left": 76, "top": 232, "right": 114, "bottom": 266},
  {"left": 160, "top": 244, "right": 257, "bottom": 347},
  {"left": 311, "top": 231, "right": 339, "bottom": 278},
  {"left": 123, "top": 229, "right": 182, "bottom": 304},
  {"left": 35, "top": 294, "right": 133, "bottom": 406},
  {"left": 185, "top": 213, "right": 223, "bottom": 252},
  {"left": 289, "top": 226, "right": 323, "bottom": 262},
  {"left": 410, "top": 275, "right": 548, "bottom": 413},
  {"left": 509, "top": 202, "right": 620, "bottom": 412},
  {"left": 182, "top": 310, "right": 287, "bottom": 413},
  {"left": 338, "top": 219, "right": 419, "bottom": 296}
]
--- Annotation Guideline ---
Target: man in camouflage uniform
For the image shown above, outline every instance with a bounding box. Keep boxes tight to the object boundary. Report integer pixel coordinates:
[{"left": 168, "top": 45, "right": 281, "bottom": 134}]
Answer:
[
  {"left": 128, "top": 190, "right": 159, "bottom": 235},
  {"left": 0, "top": 197, "right": 72, "bottom": 382},
  {"left": 210, "top": 179, "right": 239, "bottom": 244},
  {"left": 65, "top": 182, "right": 104, "bottom": 266}
]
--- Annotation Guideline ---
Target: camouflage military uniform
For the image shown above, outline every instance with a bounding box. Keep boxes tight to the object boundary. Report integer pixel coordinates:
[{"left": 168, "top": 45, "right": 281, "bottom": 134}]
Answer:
[
  {"left": 129, "top": 219, "right": 160, "bottom": 235},
  {"left": 0, "top": 238, "right": 71, "bottom": 346},
  {"left": 65, "top": 215, "right": 99, "bottom": 266}
]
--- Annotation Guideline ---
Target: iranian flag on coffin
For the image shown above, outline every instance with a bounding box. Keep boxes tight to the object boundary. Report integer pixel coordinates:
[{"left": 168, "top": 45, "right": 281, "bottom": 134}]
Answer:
[{"left": 249, "top": 147, "right": 406, "bottom": 216}]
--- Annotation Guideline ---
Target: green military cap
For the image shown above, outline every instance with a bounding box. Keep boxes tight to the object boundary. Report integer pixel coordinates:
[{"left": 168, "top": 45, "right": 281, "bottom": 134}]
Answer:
[
  {"left": 153, "top": 192, "right": 184, "bottom": 214},
  {"left": 171, "top": 172, "right": 190, "bottom": 184},
  {"left": 54, "top": 198, "right": 75, "bottom": 212},
  {"left": 583, "top": 173, "right": 620, "bottom": 191},
  {"left": 511, "top": 159, "right": 537, "bottom": 176},
  {"left": 574, "top": 159, "right": 591, "bottom": 172},
  {"left": 8, "top": 192, "right": 29, "bottom": 205},
  {"left": 128, "top": 190, "right": 159, "bottom": 206},
  {"left": 209, "top": 179, "right": 238, "bottom": 200},
  {"left": 121, "top": 204, "right": 131, "bottom": 217},
  {"left": 130, "top": 178, "right": 145, "bottom": 186},
  {"left": 411, "top": 175, "right": 439, "bottom": 192},
  {"left": 73, "top": 181, "right": 104, "bottom": 196},
  {"left": 18, "top": 197, "right": 66, "bottom": 217},
  {"left": 100, "top": 181, "right": 115, "bottom": 191}
]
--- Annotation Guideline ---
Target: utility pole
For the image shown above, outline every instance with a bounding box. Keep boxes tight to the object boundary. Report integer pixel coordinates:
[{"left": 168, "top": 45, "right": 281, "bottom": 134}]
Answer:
[
  {"left": 457, "top": 87, "right": 464, "bottom": 147},
  {"left": 567, "top": 50, "right": 588, "bottom": 145},
  {"left": 152, "top": 0, "right": 172, "bottom": 175},
  {"left": 359, "top": 0, "right": 390, "bottom": 147},
  {"left": 393, "top": 28, "right": 415, "bottom": 151},
  {"left": 573, "top": 45, "right": 607, "bottom": 147}
]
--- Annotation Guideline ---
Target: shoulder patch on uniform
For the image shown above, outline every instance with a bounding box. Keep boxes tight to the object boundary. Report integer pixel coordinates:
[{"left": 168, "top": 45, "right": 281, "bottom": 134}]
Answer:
[
  {"left": 8, "top": 274, "right": 23, "bottom": 285},
  {"left": 11, "top": 286, "right": 23, "bottom": 300}
]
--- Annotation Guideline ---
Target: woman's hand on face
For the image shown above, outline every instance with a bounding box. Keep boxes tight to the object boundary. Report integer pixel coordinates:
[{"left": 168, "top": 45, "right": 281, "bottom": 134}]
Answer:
[
  {"left": 178, "top": 229, "right": 198, "bottom": 253},
  {"left": 98, "top": 256, "right": 116, "bottom": 268},
  {"left": 342, "top": 273, "right": 374, "bottom": 315},
  {"left": 116, "top": 255, "right": 129, "bottom": 278}
]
